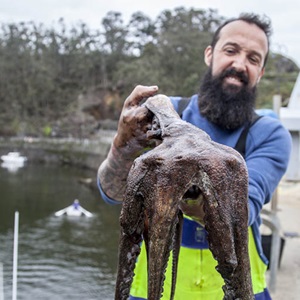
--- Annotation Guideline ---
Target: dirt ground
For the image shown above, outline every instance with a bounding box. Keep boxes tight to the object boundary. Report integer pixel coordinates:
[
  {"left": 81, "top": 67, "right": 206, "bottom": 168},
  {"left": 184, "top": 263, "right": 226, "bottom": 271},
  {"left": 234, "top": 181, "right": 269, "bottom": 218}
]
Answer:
[{"left": 265, "top": 180, "right": 300, "bottom": 300}]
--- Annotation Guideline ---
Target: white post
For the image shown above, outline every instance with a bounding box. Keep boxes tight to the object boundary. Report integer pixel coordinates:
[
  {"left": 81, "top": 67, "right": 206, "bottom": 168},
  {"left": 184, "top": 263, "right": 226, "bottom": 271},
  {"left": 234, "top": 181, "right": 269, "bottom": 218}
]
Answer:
[
  {"left": 265, "top": 94, "right": 283, "bottom": 293},
  {"left": 273, "top": 94, "right": 281, "bottom": 117},
  {"left": 12, "top": 211, "right": 19, "bottom": 300},
  {"left": 272, "top": 95, "right": 282, "bottom": 212},
  {"left": 0, "top": 262, "right": 4, "bottom": 300}
]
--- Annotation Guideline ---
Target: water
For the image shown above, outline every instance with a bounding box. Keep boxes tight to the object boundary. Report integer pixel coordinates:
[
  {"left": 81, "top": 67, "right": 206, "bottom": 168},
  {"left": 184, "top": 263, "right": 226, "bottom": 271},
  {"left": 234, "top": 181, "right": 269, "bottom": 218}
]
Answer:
[{"left": 0, "top": 162, "right": 121, "bottom": 299}]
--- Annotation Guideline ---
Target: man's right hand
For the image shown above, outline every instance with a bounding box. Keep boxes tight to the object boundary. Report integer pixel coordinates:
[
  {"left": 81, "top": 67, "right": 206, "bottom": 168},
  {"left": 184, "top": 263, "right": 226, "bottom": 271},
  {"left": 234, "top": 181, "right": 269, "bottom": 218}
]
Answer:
[
  {"left": 98, "top": 85, "right": 159, "bottom": 201},
  {"left": 114, "top": 85, "right": 159, "bottom": 158}
]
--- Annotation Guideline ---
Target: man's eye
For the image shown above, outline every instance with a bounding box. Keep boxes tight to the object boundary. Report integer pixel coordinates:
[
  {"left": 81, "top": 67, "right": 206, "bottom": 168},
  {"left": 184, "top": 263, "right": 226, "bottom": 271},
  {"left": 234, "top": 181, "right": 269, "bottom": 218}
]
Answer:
[
  {"left": 224, "top": 48, "right": 236, "bottom": 55},
  {"left": 249, "top": 56, "right": 260, "bottom": 65}
]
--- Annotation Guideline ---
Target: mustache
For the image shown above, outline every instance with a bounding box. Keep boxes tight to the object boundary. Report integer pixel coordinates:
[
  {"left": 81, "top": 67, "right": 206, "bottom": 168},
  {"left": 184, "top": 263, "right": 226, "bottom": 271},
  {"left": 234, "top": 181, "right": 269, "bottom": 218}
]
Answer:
[{"left": 220, "top": 68, "right": 249, "bottom": 85}]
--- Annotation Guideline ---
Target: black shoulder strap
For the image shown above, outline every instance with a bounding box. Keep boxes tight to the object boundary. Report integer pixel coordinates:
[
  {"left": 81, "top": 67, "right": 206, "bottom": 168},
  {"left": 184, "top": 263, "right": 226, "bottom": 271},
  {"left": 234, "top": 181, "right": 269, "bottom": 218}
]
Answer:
[
  {"left": 177, "top": 97, "right": 262, "bottom": 158},
  {"left": 234, "top": 113, "right": 263, "bottom": 158},
  {"left": 177, "top": 97, "right": 191, "bottom": 117}
]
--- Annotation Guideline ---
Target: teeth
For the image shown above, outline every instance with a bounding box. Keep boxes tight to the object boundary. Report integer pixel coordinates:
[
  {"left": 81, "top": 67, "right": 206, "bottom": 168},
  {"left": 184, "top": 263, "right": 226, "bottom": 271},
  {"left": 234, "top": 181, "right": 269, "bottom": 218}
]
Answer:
[
  {"left": 226, "top": 76, "right": 242, "bottom": 84},
  {"left": 228, "top": 76, "right": 241, "bottom": 82}
]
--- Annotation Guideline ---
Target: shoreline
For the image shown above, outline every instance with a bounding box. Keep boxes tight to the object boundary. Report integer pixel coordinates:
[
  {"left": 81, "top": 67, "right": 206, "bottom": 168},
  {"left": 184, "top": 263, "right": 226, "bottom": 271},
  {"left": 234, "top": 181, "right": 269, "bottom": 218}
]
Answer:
[{"left": 0, "top": 131, "right": 115, "bottom": 170}]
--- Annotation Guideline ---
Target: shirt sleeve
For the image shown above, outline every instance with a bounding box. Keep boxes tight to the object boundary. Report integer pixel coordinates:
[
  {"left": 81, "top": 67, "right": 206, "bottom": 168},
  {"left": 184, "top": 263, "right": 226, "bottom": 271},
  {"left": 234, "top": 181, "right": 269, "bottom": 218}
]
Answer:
[
  {"left": 245, "top": 116, "right": 292, "bottom": 225},
  {"left": 97, "top": 176, "right": 122, "bottom": 205}
]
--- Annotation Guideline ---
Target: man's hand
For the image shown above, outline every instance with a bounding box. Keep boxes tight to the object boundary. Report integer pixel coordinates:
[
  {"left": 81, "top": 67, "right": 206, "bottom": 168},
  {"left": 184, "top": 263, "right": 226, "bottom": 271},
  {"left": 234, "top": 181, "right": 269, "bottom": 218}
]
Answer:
[
  {"left": 114, "top": 85, "right": 159, "bottom": 158},
  {"left": 98, "top": 85, "right": 159, "bottom": 201}
]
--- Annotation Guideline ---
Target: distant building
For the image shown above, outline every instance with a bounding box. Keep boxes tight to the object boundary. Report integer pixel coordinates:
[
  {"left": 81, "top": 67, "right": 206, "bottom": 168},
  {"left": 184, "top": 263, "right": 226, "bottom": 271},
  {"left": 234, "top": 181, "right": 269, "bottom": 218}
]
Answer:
[{"left": 280, "top": 72, "right": 300, "bottom": 181}]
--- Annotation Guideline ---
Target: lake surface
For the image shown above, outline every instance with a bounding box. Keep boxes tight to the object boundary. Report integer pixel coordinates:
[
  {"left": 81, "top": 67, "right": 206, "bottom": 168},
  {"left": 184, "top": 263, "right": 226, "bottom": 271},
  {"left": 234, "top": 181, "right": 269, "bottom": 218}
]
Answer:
[{"left": 0, "top": 161, "right": 121, "bottom": 300}]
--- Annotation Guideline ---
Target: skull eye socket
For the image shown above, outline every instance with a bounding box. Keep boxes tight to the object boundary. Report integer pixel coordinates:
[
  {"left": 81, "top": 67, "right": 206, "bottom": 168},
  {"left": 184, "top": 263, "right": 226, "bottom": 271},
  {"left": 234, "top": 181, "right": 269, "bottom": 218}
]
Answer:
[{"left": 183, "top": 185, "right": 201, "bottom": 199}]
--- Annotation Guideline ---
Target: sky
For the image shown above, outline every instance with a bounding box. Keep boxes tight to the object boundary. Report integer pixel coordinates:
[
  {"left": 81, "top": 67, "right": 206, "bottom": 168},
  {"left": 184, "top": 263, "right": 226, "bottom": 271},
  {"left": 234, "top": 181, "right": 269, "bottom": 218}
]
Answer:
[{"left": 1, "top": 0, "right": 300, "bottom": 67}]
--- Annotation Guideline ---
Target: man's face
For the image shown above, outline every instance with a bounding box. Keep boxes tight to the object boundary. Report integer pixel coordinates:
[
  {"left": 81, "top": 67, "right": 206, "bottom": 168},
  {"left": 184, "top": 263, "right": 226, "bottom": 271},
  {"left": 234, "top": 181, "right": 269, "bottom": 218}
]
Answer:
[
  {"left": 204, "top": 20, "right": 268, "bottom": 90},
  {"left": 198, "top": 20, "right": 268, "bottom": 130}
]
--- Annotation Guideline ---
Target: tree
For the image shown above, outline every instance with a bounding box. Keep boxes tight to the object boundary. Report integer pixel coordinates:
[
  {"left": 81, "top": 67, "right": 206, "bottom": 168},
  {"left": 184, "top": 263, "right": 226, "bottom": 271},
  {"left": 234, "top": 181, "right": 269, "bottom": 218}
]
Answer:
[
  {"left": 152, "top": 7, "right": 224, "bottom": 95},
  {"left": 0, "top": 8, "right": 297, "bottom": 137}
]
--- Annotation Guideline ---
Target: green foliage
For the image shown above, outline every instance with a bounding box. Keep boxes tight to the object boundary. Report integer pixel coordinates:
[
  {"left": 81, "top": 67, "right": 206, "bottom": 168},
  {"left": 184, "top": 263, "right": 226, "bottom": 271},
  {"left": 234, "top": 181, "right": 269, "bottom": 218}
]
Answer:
[
  {"left": 0, "top": 8, "right": 298, "bottom": 137},
  {"left": 43, "top": 125, "right": 52, "bottom": 137},
  {"left": 256, "top": 53, "right": 299, "bottom": 108}
]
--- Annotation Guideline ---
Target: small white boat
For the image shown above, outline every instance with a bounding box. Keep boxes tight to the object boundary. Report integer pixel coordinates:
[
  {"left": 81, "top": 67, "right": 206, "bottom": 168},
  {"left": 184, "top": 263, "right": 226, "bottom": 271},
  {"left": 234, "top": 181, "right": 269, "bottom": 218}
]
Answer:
[
  {"left": 1, "top": 152, "right": 27, "bottom": 172},
  {"left": 54, "top": 199, "right": 93, "bottom": 217},
  {"left": 0, "top": 152, "right": 27, "bottom": 164}
]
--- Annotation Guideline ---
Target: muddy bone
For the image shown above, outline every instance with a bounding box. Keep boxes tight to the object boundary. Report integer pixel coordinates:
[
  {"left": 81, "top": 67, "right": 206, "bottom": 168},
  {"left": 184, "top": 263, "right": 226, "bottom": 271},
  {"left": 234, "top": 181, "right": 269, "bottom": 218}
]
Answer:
[{"left": 115, "top": 94, "right": 254, "bottom": 300}]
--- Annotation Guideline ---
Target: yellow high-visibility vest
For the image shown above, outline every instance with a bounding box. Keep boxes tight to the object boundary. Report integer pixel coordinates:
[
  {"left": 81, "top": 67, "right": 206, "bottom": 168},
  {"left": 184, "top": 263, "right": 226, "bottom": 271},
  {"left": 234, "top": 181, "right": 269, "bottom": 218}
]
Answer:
[{"left": 130, "top": 218, "right": 267, "bottom": 299}]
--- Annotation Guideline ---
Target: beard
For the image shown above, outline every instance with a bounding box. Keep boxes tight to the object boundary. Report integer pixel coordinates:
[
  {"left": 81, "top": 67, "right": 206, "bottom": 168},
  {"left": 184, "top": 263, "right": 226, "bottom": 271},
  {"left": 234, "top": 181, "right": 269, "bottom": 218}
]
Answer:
[{"left": 198, "top": 67, "right": 257, "bottom": 130}]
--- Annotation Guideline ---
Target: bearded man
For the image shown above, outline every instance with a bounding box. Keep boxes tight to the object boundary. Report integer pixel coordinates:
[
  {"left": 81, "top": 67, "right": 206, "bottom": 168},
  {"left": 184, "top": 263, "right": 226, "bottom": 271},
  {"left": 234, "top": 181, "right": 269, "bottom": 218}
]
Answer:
[{"left": 97, "top": 13, "right": 292, "bottom": 300}]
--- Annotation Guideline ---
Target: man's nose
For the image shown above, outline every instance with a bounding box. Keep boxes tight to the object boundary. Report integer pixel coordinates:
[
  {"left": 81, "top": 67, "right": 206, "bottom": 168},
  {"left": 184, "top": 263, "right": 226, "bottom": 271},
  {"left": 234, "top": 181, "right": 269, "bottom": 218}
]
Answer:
[{"left": 231, "top": 55, "right": 247, "bottom": 72}]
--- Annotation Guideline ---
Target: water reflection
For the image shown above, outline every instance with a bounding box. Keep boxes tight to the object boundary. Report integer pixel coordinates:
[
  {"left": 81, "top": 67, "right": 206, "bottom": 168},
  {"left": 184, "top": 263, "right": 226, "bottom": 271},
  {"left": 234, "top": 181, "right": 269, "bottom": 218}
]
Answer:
[
  {"left": 1, "top": 161, "right": 25, "bottom": 173},
  {"left": 0, "top": 163, "right": 121, "bottom": 300}
]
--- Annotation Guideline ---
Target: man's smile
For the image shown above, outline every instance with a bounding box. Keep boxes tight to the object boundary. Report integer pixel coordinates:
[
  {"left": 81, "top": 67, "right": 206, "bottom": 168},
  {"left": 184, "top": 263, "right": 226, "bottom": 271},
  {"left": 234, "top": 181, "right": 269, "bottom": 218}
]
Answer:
[{"left": 224, "top": 75, "right": 244, "bottom": 86}]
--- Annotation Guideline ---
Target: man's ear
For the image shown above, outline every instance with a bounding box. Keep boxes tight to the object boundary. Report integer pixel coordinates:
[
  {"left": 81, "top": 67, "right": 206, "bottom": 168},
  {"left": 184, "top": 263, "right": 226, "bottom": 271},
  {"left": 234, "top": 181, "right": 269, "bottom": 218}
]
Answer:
[
  {"left": 257, "top": 68, "right": 265, "bottom": 84},
  {"left": 204, "top": 46, "right": 213, "bottom": 67}
]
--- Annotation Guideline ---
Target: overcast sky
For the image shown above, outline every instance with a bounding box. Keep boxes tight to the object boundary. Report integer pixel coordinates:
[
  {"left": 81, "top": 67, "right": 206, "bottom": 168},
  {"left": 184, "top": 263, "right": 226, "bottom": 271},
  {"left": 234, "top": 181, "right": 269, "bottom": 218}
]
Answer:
[{"left": 1, "top": 0, "right": 299, "bottom": 67}]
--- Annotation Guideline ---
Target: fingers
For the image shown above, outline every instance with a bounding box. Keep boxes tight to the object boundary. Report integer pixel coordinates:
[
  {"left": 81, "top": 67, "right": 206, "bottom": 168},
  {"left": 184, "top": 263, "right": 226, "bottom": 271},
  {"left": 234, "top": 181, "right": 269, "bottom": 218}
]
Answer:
[
  {"left": 125, "top": 85, "right": 158, "bottom": 107},
  {"left": 114, "top": 85, "right": 159, "bottom": 150},
  {"left": 122, "top": 104, "right": 151, "bottom": 125}
]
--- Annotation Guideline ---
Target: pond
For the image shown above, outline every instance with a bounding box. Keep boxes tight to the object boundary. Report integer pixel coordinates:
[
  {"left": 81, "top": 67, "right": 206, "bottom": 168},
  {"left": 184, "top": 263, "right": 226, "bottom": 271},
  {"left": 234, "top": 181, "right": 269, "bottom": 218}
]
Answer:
[{"left": 0, "top": 161, "right": 121, "bottom": 300}]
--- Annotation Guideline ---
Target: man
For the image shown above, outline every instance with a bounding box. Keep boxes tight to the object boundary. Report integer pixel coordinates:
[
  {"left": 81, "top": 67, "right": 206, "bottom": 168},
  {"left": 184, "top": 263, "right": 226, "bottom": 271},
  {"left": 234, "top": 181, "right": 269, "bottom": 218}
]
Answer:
[{"left": 97, "top": 13, "right": 292, "bottom": 299}]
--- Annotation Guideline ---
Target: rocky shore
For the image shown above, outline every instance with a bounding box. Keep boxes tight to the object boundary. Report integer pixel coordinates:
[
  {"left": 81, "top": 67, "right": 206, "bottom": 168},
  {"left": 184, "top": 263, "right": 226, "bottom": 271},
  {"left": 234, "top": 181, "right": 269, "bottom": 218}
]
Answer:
[{"left": 0, "top": 130, "right": 115, "bottom": 171}]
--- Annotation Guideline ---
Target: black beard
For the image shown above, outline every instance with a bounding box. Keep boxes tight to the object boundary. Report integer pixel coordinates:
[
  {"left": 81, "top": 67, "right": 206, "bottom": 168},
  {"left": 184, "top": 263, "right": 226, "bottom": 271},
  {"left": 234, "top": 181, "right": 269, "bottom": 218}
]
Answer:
[{"left": 198, "top": 67, "right": 257, "bottom": 130}]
